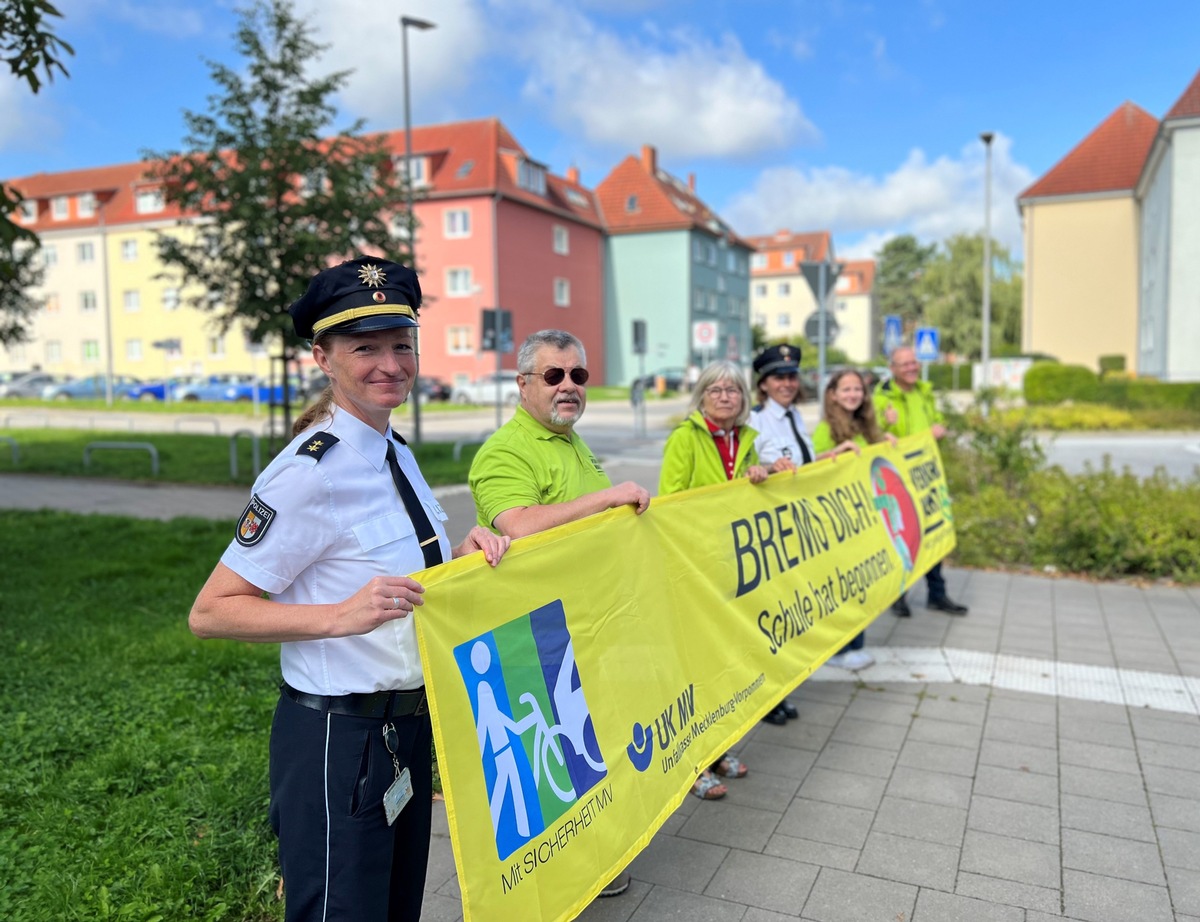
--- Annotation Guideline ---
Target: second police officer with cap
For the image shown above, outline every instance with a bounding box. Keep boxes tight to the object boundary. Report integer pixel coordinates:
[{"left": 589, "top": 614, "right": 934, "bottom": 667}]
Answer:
[
  {"left": 189, "top": 256, "right": 511, "bottom": 922},
  {"left": 748, "top": 343, "right": 858, "bottom": 725}
]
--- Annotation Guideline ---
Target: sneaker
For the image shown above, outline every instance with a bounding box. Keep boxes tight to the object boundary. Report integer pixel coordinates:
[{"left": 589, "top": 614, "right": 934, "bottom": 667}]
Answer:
[
  {"left": 838, "top": 649, "right": 876, "bottom": 671},
  {"left": 761, "top": 704, "right": 788, "bottom": 726},
  {"left": 599, "top": 871, "right": 630, "bottom": 898},
  {"left": 780, "top": 699, "right": 799, "bottom": 719}
]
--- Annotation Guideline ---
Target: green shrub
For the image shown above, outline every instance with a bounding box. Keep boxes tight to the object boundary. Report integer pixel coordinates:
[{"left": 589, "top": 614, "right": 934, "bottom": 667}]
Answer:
[
  {"left": 1096, "top": 378, "right": 1200, "bottom": 412},
  {"left": 1098, "top": 354, "right": 1127, "bottom": 375},
  {"left": 1023, "top": 363, "right": 1099, "bottom": 405}
]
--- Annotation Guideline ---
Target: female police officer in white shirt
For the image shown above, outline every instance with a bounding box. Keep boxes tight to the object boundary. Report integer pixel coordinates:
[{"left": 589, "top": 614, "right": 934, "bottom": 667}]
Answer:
[{"left": 189, "top": 257, "right": 509, "bottom": 922}]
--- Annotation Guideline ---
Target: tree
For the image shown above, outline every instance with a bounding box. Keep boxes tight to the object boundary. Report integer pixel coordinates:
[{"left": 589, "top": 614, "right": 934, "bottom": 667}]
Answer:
[
  {"left": 874, "top": 234, "right": 936, "bottom": 336},
  {"left": 919, "top": 233, "right": 1022, "bottom": 360},
  {"left": 147, "top": 0, "right": 409, "bottom": 429},
  {"left": 0, "top": 0, "right": 74, "bottom": 346}
]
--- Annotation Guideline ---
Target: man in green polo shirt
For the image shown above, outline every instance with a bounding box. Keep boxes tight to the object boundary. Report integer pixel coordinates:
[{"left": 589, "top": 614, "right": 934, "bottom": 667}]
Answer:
[
  {"left": 468, "top": 328, "right": 650, "bottom": 899},
  {"left": 873, "top": 345, "right": 969, "bottom": 617}
]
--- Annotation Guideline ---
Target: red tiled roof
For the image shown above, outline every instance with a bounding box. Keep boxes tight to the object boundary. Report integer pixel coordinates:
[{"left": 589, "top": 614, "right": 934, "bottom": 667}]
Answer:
[
  {"left": 838, "top": 259, "right": 875, "bottom": 295},
  {"left": 376, "top": 118, "right": 603, "bottom": 228},
  {"left": 594, "top": 145, "right": 746, "bottom": 245},
  {"left": 7, "top": 117, "right": 603, "bottom": 232},
  {"left": 1165, "top": 67, "right": 1200, "bottom": 120},
  {"left": 1018, "top": 102, "right": 1158, "bottom": 201},
  {"left": 7, "top": 160, "right": 183, "bottom": 230},
  {"left": 744, "top": 228, "right": 832, "bottom": 271}
]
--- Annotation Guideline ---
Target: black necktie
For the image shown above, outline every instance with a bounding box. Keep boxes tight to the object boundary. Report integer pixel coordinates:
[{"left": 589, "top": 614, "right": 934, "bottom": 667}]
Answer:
[
  {"left": 785, "top": 409, "right": 814, "bottom": 465},
  {"left": 385, "top": 439, "right": 444, "bottom": 568}
]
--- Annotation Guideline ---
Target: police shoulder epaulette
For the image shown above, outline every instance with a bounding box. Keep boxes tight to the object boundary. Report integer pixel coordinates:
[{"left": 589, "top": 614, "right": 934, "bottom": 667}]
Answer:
[{"left": 297, "top": 431, "right": 339, "bottom": 461}]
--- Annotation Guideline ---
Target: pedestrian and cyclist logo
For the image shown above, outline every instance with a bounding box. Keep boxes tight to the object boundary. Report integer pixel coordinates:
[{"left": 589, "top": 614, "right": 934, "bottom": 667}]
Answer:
[{"left": 455, "top": 599, "right": 608, "bottom": 860}]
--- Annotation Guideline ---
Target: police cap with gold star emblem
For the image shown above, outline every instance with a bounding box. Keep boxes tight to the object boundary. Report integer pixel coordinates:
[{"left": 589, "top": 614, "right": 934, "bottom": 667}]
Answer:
[
  {"left": 288, "top": 256, "right": 422, "bottom": 340},
  {"left": 753, "top": 343, "right": 803, "bottom": 382}
]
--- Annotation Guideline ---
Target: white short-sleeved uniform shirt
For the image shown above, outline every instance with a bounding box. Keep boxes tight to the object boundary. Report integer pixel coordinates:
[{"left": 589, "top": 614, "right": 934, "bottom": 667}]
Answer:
[
  {"left": 220, "top": 407, "right": 450, "bottom": 695},
  {"left": 750, "top": 398, "right": 815, "bottom": 467}
]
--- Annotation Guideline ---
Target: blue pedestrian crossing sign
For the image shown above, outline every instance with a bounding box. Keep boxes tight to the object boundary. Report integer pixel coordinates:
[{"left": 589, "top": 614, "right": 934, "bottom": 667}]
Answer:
[
  {"left": 883, "top": 315, "right": 903, "bottom": 356},
  {"left": 914, "top": 327, "right": 940, "bottom": 362}
]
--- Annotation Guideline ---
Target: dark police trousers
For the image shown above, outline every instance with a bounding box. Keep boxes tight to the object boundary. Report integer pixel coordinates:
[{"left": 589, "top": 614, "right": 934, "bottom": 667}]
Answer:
[{"left": 269, "top": 693, "right": 434, "bottom": 922}]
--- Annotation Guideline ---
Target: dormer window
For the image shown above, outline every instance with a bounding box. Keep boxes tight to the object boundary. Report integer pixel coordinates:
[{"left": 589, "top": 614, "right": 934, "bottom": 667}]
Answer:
[
  {"left": 517, "top": 159, "right": 546, "bottom": 195},
  {"left": 625, "top": 194, "right": 638, "bottom": 213},
  {"left": 135, "top": 189, "right": 165, "bottom": 214},
  {"left": 18, "top": 200, "right": 36, "bottom": 222},
  {"left": 78, "top": 193, "right": 96, "bottom": 218},
  {"left": 51, "top": 196, "right": 68, "bottom": 220},
  {"left": 394, "top": 155, "right": 428, "bottom": 187}
]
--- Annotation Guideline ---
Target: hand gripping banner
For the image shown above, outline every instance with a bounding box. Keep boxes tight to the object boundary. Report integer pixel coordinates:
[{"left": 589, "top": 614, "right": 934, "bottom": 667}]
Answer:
[{"left": 414, "top": 433, "right": 956, "bottom": 922}]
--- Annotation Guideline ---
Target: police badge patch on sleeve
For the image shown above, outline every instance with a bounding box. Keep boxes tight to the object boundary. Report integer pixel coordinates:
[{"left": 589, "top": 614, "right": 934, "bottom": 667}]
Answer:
[{"left": 235, "top": 494, "right": 277, "bottom": 547}]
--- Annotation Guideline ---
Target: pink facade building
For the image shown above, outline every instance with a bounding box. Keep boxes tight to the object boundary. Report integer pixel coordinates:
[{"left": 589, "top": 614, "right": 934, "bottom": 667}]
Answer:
[{"left": 385, "top": 119, "right": 607, "bottom": 388}]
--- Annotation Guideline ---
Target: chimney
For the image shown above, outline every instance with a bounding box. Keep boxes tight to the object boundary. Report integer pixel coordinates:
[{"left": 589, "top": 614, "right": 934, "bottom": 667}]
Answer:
[
  {"left": 566, "top": 165, "right": 580, "bottom": 184},
  {"left": 641, "top": 144, "right": 657, "bottom": 174}
]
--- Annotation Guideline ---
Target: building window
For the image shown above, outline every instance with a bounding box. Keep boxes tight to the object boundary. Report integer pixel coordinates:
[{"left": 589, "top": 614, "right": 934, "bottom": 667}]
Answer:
[
  {"left": 625, "top": 194, "right": 638, "bottom": 213},
  {"left": 19, "top": 200, "right": 36, "bottom": 222},
  {"left": 517, "top": 159, "right": 546, "bottom": 195},
  {"left": 41, "top": 244, "right": 57, "bottom": 267},
  {"left": 394, "top": 155, "right": 427, "bottom": 187},
  {"left": 123, "top": 290, "right": 140, "bottom": 312},
  {"left": 444, "top": 209, "right": 471, "bottom": 238},
  {"left": 726, "top": 251, "right": 737, "bottom": 272},
  {"left": 694, "top": 289, "right": 705, "bottom": 311},
  {"left": 126, "top": 339, "right": 143, "bottom": 361},
  {"left": 446, "top": 268, "right": 473, "bottom": 297},
  {"left": 77, "top": 242, "right": 95, "bottom": 263},
  {"left": 51, "top": 196, "right": 68, "bottom": 220},
  {"left": 82, "top": 340, "right": 100, "bottom": 362},
  {"left": 777, "top": 313, "right": 790, "bottom": 327},
  {"left": 693, "top": 239, "right": 703, "bottom": 262},
  {"left": 707, "top": 243, "right": 718, "bottom": 267},
  {"left": 135, "top": 189, "right": 164, "bottom": 214},
  {"left": 44, "top": 293, "right": 60, "bottom": 313},
  {"left": 552, "top": 225, "right": 569, "bottom": 255},
  {"left": 207, "top": 335, "right": 226, "bottom": 358},
  {"left": 784, "top": 251, "right": 795, "bottom": 267},
  {"left": 717, "top": 276, "right": 726, "bottom": 293},
  {"left": 162, "top": 288, "right": 180, "bottom": 311},
  {"left": 554, "top": 278, "right": 570, "bottom": 307},
  {"left": 121, "top": 239, "right": 137, "bottom": 261},
  {"left": 754, "top": 313, "right": 767, "bottom": 328},
  {"left": 751, "top": 253, "right": 766, "bottom": 270},
  {"left": 78, "top": 193, "right": 96, "bottom": 218},
  {"left": 45, "top": 340, "right": 62, "bottom": 363},
  {"left": 777, "top": 282, "right": 790, "bottom": 296},
  {"left": 447, "top": 326, "right": 472, "bottom": 355},
  {"left": 80, "top": 291, "right": 97, "bottom": 312},
  {"left": 390, "top": 213, "right": 411, "bottom": 240},
  {"left": 837, "top": 299, "right": 849, "bottom": 312},
  {"left": 754, "top": 283, "right": 767, "bottom": 297}
]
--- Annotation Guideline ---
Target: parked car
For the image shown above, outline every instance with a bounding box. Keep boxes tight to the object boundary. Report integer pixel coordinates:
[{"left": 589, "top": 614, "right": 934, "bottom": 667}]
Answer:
[
  {"left": 631, "top": 367, "right": 687, "bottom": 393},
  {"left": 451, "top": 371, "right": 521, "bottom": 406},
  {"left": 174, "top": 373, "right": 258, "bottom": 402},
  {"left": 0, "top": 371, "right": 71, "bottom": 398},
  {"left": 42, "top": 374, "right": 142, "bottom": 400},
  {"left": 122, "top": 375, "right": 206, "bottom": 402},
  {"left": 417, "top": 376, "right": 452, "bottom": 403}
]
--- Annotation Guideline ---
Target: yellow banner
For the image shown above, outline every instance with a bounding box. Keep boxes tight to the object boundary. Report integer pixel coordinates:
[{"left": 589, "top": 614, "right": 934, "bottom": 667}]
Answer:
[{"left": 415, "top": 432, "right": 955, "bottom": 922}]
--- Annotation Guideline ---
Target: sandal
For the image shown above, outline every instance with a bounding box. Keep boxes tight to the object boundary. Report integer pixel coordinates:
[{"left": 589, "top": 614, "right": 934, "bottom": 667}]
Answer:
[
  {"left": 713, "top": 755, "right": 748, "bottom": 779},
  {"left": 691, "top": 771, "right": 727, "bottom": 800}
]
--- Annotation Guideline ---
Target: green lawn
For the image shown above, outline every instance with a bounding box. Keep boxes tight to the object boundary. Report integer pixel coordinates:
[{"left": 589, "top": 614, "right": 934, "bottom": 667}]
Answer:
[{"left": 1, "top": 511, "right": 283, "bottom": 921}]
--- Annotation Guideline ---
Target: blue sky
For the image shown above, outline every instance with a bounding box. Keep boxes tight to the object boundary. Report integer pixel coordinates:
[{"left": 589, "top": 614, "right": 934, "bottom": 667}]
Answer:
[{"left": 3, "top": 0, "right": 1198, "bottom": 259}]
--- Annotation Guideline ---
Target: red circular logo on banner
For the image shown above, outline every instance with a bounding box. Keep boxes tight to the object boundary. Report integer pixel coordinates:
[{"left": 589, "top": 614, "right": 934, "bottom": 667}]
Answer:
[{"left": 870, "top": 457, "right": 920, "bottom": 575}]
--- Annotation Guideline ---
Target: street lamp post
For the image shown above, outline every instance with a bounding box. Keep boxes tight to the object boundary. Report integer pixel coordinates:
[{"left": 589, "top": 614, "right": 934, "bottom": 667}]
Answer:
[
  {"left": 980, "top": 131, "right": 994, "bottom": 407},
  {"left": 401, "top": 14, "right": 435, "bottom": 445}
]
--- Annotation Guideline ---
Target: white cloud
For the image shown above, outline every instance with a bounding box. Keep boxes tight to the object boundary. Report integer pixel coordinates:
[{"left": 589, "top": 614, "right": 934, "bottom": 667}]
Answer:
[
  {"left": 297, "top": 0, "right": 489, "bottom": 129},
  {"left": 0, "top": 81, "right": 62, "bottom": 165},
  {"left": 724, "top": 133, "right": 1034, "bottom": 258},
  {"left": 506, "top": 3, "right": 817, "bottom": 158}
]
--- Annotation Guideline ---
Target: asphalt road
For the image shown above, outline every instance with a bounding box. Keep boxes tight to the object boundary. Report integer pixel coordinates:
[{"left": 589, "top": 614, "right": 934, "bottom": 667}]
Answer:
[{"left": 1039, "top": 431, "right": 1200, "bottom": 481}]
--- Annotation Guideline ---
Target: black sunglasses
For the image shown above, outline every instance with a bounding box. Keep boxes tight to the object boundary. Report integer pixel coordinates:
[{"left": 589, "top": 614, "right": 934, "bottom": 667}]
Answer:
[{"left": 525, "top": 366, "right": 589, "bottom": 386}]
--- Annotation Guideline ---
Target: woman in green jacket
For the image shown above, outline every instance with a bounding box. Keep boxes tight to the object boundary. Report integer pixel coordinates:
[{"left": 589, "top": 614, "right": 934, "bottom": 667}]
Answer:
[
  {"left": 659, "top": 360, "right": 785, "bottom": 800},
  {"left": 812, "top": 369, "right": 896, "bottom": 671}
]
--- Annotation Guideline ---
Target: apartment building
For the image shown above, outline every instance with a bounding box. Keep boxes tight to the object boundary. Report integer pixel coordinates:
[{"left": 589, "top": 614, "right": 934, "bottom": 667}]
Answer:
[
  {"left": 6, "top": 162, "right": 268, "bottom": 380},
  {"left": 595, "top": 145, "right": 752, "bottom": 386},
  {"left": 382, "top": 118, "right": 607, "bottom": 388},
  {"left": 745, "top": 229, "right": 832, "bottom": 346}
]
